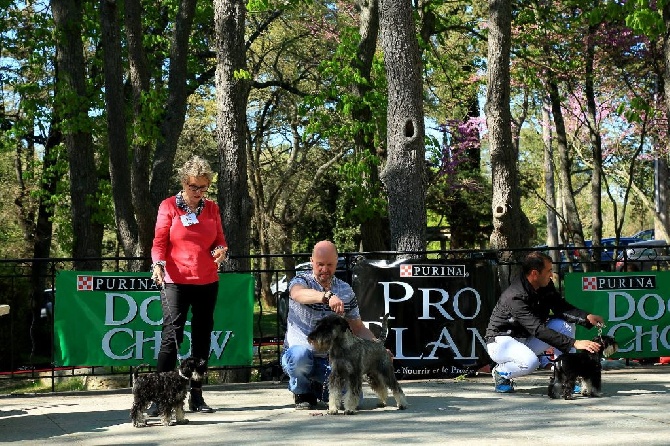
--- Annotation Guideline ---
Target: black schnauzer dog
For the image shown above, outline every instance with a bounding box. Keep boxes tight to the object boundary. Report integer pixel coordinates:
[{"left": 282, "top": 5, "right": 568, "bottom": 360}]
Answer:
[
  {"left": 548, "top": 335, "right": 618, "bottom": 400},
  {"left": 130, "top": 357, "right": 207, "bottom": 427},
  {"left": 307, "top": 314, "right": 408, "bottom": 415}
]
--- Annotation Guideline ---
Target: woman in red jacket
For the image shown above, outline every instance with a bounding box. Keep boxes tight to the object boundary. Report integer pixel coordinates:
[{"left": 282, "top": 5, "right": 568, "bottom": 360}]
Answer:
[{"left": 150, "top": 155, "right": 228, "bottom": 413}]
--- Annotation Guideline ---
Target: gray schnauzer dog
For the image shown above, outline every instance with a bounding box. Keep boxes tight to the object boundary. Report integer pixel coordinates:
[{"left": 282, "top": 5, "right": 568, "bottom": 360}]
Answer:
[
  {"left": 307, "top": 313, "right": 408, "bottom": 415},
  {"left": 548, "top": 335, "right": 619, "bottom": 400},
  {"left": 130, "top": 357, "right": 207, "bottom": 427}
]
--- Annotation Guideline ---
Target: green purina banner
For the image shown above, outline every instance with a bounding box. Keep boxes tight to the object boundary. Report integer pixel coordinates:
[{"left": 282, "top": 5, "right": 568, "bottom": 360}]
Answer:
[
  {"left": 54, "top": 271, "right": 254, "bottom": 366},
  {"left": 564, "top": 271, "right": 670, "bottom": 358}
]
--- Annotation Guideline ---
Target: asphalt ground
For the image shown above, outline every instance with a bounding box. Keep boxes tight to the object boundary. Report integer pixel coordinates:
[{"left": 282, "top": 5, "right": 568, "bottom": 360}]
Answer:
[{"left": 1, "top": 365, "right": 669, "bottom": 445}]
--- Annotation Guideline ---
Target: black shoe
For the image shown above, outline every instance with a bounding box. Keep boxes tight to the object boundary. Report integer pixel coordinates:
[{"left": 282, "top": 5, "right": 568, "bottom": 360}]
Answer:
[
  {"left": 145, "top": 402, "right": 159, "bottom": 417},
  {"left": 189, "top": 388, "right": 214, "bottom": 413},
  {"left": 294, "top": 393, "right": 317, "bottom": 410}
]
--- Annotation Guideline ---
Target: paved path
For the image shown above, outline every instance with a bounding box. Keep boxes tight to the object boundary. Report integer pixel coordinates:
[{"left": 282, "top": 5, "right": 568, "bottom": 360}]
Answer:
[{"left": 1, "top": 366, "right": 669, "bottom": 445}]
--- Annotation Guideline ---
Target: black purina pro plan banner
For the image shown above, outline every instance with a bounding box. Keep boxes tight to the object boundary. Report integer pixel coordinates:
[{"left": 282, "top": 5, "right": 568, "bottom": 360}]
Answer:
[{"left": 352, "top": 257, "right": 497, "bottom": 379}]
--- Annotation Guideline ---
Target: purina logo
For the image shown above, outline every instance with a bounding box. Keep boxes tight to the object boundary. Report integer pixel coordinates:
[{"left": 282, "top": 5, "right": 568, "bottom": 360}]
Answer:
[
  {"left": 76, "top": 275, "right": 159, "bottom": 292},
  {"left": 581, "top": 275, "right": 656, "bottom": 291},
  {"left": 399, "top": 264, "right": 468, "bottom": 278}
]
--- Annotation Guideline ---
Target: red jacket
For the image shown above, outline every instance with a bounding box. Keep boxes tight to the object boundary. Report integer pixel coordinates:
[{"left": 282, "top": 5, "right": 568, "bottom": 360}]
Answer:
[{"left": 151, "top": 196, "right": 227, "bottom": 284}]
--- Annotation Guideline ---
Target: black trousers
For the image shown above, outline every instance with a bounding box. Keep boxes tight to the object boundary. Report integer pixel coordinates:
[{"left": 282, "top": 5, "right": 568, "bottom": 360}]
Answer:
[{"left": 156, "top": 281, "right": 218, "bottom": 387}]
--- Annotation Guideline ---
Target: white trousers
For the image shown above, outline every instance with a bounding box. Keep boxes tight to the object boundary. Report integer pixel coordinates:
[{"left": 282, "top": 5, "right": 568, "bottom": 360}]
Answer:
[{"left": 486, "top": 318, "right": 576, "bottom": 379}]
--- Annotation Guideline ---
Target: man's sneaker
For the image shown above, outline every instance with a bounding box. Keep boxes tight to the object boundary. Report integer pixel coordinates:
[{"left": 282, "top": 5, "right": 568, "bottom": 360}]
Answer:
[
  {"left": 294, "top": 393, "right": 317, "bottom": 410},
  {"left": 492, "top": 369, "right": 514, "bottom": 393},
  {"left": 188, "top": 388, "right": 214, "bottom": 413},
  {"left": 573, "top": 378, "right": 583, "bottom": 394}
]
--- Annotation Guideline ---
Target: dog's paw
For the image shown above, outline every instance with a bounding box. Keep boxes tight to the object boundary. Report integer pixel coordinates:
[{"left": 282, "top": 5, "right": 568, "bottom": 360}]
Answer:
[
  {"left": 343, "top": 409, "right": 357, "bottom": 415},
  {"left": 327, "top": 409, "right": 339, "bottom": 415},
  {"left": 397, "top": 403, "right": 408, "bottom": 410},
  {"left": 376, "top": 401, "right": 387, "bottom": 408},
  {"left": 132, "top": 421, "right": 147, "bottom": 428}
]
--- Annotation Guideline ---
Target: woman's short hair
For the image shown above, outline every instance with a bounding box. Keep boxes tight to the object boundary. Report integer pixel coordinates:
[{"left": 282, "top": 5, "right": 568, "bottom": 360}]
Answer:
[{"left": 177, "top": 155, "right": 214, "bottom": 184}]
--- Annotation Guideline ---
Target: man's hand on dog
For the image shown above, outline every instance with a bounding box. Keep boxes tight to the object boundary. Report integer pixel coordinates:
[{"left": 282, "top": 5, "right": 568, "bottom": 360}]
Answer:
[{"left": 574, "top": 339, "right": 601, "bottom": 353}]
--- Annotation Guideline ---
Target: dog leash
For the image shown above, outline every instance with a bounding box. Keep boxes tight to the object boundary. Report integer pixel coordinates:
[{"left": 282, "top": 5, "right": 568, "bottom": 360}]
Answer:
[
  {"left": 158, "top": 281, "right": 182, "bottom": 356},
  {"left": 596, "top": 322, "right": 605, "bottom": 343}
]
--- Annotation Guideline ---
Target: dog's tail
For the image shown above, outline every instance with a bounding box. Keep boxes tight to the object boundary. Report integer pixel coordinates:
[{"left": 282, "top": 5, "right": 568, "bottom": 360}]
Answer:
[
  {"left": 378, "top": 313, "right": 390, "bottom": 343},
  {"left": 132, "top": 363, "right": 151, "bottom": 381}
]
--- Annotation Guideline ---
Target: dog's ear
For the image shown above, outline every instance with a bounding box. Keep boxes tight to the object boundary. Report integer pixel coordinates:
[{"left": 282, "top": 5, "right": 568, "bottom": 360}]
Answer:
[{"left": 337, "top": 316, "right": 351, "bottom": 331}]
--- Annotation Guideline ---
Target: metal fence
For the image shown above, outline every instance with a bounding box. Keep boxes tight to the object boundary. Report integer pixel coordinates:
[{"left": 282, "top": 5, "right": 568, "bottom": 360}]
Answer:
[{"left": 1, "top": 244, "right": 667, "bottom": 393}]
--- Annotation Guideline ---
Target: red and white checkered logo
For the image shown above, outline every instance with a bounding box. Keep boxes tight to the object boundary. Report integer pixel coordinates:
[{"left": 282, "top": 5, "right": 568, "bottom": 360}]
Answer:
[
  {"left": 399, "top": 264, "right": 413, "bottom": 277},
  {"left": 582, "top": 276, "right": 597, "bottom": 291},
  {"left": 77, "top": 275, "right": 94, "bottom": 291}
]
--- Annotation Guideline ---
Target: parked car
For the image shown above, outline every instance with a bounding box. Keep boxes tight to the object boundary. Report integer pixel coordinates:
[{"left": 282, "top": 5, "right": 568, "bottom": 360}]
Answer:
[
  {"left": 534, "top": 245, "right": 582, "bottom": 277},
  {"left": 585, "top": 237, "right": 639, "bottom": 264},
  {"left": 615, "top": 239, "right": 670, "bottom": 271},
  {"left": 40, "top": 288, "right": 54, "bottom": 319},
  {"left": 630, "top": 228, "right": 655, "bottom": 241},
  {"left": 270, "top": 261, "right": 312, "bottom": 296}
]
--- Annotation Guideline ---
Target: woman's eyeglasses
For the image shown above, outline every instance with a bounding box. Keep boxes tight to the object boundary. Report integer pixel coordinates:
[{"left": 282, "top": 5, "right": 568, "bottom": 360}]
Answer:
[{"left": 187, "top": 184, "right": 209, "bottom": 193}]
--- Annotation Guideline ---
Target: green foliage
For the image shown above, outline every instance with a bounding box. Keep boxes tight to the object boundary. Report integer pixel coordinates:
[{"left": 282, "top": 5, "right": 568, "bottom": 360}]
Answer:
[
  {"left": 624, "top": 0, "right": 664, "bottom": 38},
  {"left": 234, "top": 69, "right": 252, "bottom": 80},
  {"left": 301, "top": 25, "right": 388, "bottom": 231},
  {"left": 246, "top": 0, "right": 310, "bottom": 13},
  {"left": 131, "top": 90, "right": 166, "bottom": 147},
  {"left": 616, "top": 96, "right": 652, "bottom": 124},
  {"left": 337, "top": 150, "right": 386, "bottom": 221}
]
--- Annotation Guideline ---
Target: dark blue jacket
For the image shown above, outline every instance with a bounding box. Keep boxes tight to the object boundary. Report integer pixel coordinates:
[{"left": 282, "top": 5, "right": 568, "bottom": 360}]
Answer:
[{"left": 485, "top": 273, "right": 592, "bottom": 353}]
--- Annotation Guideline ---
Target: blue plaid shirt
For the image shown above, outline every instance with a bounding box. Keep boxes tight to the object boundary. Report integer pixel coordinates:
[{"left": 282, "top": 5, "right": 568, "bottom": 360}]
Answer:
[{"left": 283, "top": 272, "right": 360, "bottom": 354}]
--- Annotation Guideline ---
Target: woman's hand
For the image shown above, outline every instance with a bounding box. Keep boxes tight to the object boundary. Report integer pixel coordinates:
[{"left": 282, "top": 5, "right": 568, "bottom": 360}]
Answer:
[
  {"left": 151, "top": 265, "right": 165, "bottom": 286},
  {"left": 212, "top": 247, "right": 229, "bottom": 265}
]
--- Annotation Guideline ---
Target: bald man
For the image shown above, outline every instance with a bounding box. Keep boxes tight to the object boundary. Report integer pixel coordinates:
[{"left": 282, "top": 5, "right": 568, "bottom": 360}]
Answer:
[{"left": 280, "top": 240, "right": 377, "bottom": 409}]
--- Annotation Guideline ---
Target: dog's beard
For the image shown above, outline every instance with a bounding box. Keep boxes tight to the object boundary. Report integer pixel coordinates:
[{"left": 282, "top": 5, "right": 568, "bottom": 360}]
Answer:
[
  {"left": 602, "top": 343, "right": 618, "bottom": 358},
  {"left": 308, "top": 339, "right": 330, "bottom": 353}
]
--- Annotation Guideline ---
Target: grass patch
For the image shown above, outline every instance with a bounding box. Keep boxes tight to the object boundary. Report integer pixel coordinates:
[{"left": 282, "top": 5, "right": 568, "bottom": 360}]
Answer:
[
  {"left": 0, "top": 376, "right": 86, "bottom": 395},
  {"left": 253, "top": 302, "right": 284, "bottom": 340}
]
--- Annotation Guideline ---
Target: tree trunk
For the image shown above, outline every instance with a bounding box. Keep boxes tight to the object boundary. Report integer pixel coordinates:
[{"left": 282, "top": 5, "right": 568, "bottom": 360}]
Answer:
[
  {"left": 100, "top": 0, "right": 141, "bottom": 268},
  {"left": 542, "top": 97, "right": 560, "bottom": 270},
  {"left": 51, "top": 0, "right": 103, "bottom": 270},
  {"left": 125, "top": 0, "right": 156, "bottom": 264},
  {"left": 214, "top": 0, "right": 251, "bottom": 382},
  {"left": 585, "top": 23, "right": 603, "bottom": 268},
  {"left": 30, "top": 126, "right": 62, "bottom": 314},
  {"left": 659, "top": 3, "right": 670, "bottom": 240},
  {"left": 548, "top": 79, "right": 586, "bottom": 251},
  {"left": 379, "top": 0, "right": 426, "bottom": 255},
  {"left": 149, "top": 0, "right": 198, "bottom": 227},
  {"left": 486, "top": 0, "right": 529, "bottom": 279},
  {"left": 353, "top": 0, "right": 387, "bottom": 252}
]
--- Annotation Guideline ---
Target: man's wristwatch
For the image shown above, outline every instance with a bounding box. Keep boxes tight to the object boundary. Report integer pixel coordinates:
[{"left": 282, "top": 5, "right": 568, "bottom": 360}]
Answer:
[{"left": 322, "top": 290, "right": 334, "bottom": 305}]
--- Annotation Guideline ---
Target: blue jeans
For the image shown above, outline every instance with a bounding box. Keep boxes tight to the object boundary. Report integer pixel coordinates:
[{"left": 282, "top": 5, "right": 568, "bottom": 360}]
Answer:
[{"left": 281, "top": 345, "right": 331, "bottom": 401}]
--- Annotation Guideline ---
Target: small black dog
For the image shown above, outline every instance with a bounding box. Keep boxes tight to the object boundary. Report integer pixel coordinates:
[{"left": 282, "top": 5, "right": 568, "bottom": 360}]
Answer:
[
  {"left": 548, "top": 335, "right": 618, "bottom": 400},
  {"left": 308, "top": 313, "right": 408, "bottom": 415},
  {"left": 130, "top": 357, "right": 207, "bottom": 427}
]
